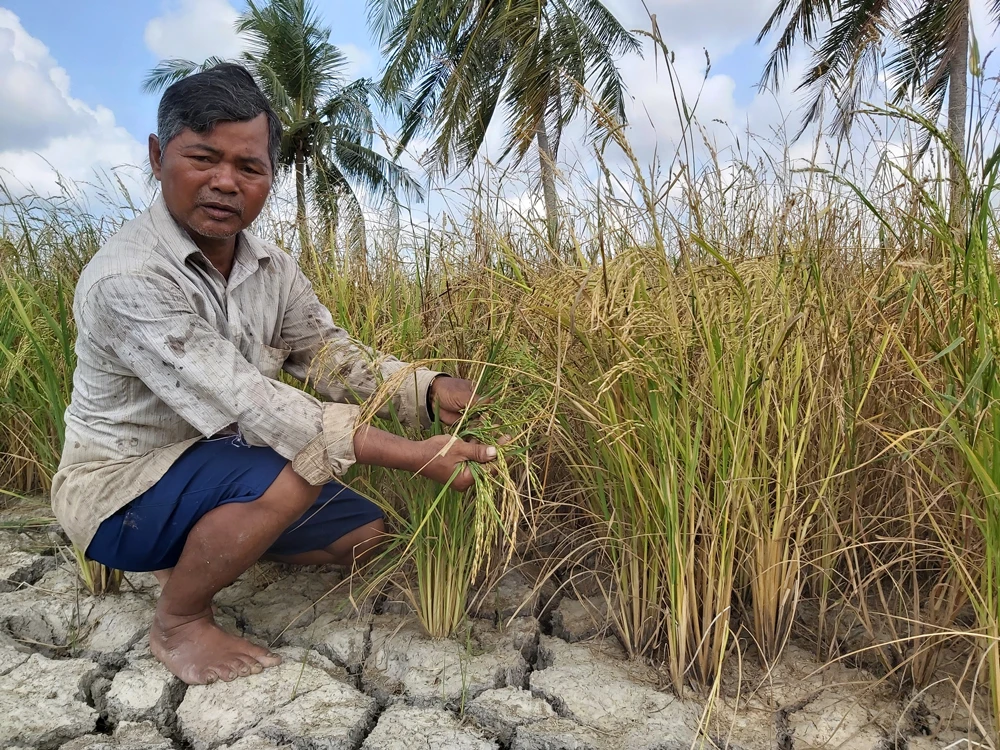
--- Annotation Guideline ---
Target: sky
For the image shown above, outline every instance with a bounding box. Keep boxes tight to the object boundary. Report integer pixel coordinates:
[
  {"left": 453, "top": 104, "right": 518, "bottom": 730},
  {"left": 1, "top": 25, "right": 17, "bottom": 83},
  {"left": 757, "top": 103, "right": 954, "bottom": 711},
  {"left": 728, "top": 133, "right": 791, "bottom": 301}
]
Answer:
[{"left": 0, "top": 0, "right": 998, "bottom": 207}]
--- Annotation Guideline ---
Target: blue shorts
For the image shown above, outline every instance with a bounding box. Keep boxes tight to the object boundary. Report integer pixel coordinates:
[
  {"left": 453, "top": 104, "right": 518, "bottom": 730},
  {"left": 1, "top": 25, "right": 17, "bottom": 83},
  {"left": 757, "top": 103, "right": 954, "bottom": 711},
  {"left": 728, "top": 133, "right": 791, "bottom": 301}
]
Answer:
[{"left": 86, "top": 436, "right": 383, "bottom": 572}]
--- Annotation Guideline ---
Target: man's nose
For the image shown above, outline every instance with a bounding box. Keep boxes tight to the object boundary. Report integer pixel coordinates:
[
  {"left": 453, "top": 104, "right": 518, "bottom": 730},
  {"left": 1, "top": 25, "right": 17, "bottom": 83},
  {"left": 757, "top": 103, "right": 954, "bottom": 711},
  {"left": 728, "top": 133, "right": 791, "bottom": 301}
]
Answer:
[{"left": 208, "top": 162, "right": 239, "bottom": 193}]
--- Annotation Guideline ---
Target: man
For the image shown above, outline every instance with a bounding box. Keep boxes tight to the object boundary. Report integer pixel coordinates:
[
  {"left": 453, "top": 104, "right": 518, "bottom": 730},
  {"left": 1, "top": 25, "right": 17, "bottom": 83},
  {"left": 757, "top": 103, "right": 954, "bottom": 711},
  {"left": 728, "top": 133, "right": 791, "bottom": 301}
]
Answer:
[{"left": 52, "top": 64, "right": 496, "bottom": 686}]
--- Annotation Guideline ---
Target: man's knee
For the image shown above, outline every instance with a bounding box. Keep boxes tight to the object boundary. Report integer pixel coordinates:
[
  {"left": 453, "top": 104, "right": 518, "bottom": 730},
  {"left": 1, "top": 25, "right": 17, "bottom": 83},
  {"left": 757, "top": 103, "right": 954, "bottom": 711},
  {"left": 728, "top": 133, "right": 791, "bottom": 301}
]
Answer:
[
  {"left": 354, "top": 518, "right": 387, "bottom": 560},
  {"left": 256, "top": 464, "right": 323, "bottom": 520},
  {"left": 331, "top": 518, "right": 387, "bottom": 566}
]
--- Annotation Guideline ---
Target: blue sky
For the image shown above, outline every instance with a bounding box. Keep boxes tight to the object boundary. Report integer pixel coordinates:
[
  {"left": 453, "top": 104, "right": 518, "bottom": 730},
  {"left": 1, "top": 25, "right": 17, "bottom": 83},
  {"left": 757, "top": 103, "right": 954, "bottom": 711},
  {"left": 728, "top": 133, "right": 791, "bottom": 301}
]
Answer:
[
  {"left": 1, "top": 0, "right": 766, "bottom": 141},
  {"left": 0, "top": 0, "right": 790, "bottom": 197},
  {"left": 0, "top": 0, "right": 385, "bottom": 143},
  {"left": 0, "top": 0, "right": 996, "bottom": 203}
]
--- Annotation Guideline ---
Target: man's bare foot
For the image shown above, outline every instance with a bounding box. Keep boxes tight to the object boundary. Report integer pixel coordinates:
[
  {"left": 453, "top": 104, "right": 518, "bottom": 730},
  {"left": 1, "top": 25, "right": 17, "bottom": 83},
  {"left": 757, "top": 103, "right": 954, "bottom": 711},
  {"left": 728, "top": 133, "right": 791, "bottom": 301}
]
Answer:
[{"left": 150, "top": 609, "right": 282, "bottom": 685}]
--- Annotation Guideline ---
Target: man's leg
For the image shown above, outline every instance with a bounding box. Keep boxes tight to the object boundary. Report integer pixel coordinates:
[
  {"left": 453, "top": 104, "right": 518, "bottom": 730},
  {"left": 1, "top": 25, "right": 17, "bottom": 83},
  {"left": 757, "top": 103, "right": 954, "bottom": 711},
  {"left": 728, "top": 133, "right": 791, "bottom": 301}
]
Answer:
[
  {"left": 266, "top": 518, "right": 387, "bottom": 567},
  {"left": 150, "top": 515, "right": 384, "bottom": 582},
  {"left": 153, "top": 569, "right": 172, "bottom": 587},
  {"left": 150, "top": 463, "right": 321, "bottom": 685}
]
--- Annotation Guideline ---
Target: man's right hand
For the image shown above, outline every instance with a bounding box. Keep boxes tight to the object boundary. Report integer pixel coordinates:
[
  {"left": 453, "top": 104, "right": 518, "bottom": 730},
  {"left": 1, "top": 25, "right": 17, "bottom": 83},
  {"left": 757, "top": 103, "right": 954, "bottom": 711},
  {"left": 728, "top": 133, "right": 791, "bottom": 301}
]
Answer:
[
  {"left": 352, "top": 425, "right": 499, "bottom": 492},
  {"left": 416, "top": 434, "right": 497, "bottom": 492}
]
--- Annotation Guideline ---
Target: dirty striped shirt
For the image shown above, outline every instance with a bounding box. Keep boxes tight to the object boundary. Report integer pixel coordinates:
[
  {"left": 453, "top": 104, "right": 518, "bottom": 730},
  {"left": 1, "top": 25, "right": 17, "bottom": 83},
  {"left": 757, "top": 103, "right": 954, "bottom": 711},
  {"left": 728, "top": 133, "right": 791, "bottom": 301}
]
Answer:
[{"left": 52, "top": 196, "right": 440, "bottom": 550}]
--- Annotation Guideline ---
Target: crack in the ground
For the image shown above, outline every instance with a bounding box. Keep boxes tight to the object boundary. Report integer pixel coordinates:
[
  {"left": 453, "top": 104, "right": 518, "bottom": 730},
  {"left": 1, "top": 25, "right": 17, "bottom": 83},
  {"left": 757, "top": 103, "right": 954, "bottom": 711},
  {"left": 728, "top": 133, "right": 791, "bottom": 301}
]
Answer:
[
  {"left": 519, "top": 621, "right": 542, "bottom": 693},
  {"left": 0, "top": 610, "right": 65, "bottom": 659},
  {"left": 157, "top": 681, "right": 189, "bottom": 747},
  {"left": 873, "top": 735, "right": 908, "bottom": 750},
  {"left": 774, "top": 690, "right": 821, "bottom": 750},
  {"left": 84, "top": 661, "right": 124, "bottom": 714},
  {"left": 358, "top": 618, "right": 374, "bottom": 671},
  {"left": 534, "top": 688, "right": 572, "bottom": 721},
  {"left": 221, "top": 603, "right": 250, "bottom": 634},
  {"left": 307, "top": 617, "right": 372, "bottom": 691},
  {"left": 0, "top": 555, "right": 57, "bottom": 593},
  {"left": 0, "top": 586, "right": 102, "bottom": 661},
  {"left": 91, "top": 716, "right": 114, "bottom": 737},
  {"left": 900, "top": 695, "right": 934, "bottom": 737},
  {"left": 351, "top": 698, "right": 386, "bottom": 750}
]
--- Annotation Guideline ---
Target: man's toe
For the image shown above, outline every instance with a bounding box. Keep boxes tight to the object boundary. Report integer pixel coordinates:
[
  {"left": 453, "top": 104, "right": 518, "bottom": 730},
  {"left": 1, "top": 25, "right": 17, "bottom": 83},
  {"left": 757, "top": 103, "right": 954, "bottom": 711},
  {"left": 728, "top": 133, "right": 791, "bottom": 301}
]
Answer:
[
  {"left": 258, "top": 650, "right": 282, "bottom": 667},
  {"left": 234, "top": 657, "right": 257, "bottom": 675}
]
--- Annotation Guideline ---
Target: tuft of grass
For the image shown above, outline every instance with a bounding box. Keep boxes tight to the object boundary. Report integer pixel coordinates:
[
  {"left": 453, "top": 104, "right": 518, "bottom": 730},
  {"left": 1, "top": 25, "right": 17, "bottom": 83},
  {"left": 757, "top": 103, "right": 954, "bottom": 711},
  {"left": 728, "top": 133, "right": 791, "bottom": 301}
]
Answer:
[
  {"left": 892, "top": 123, "right": 1000, "bottom": 739},
  {"left": 0, "top": 181, "right": 132, "bottom": 595},
  {"left": 349, "top": 285, "right": 545, "bottom": 639}
]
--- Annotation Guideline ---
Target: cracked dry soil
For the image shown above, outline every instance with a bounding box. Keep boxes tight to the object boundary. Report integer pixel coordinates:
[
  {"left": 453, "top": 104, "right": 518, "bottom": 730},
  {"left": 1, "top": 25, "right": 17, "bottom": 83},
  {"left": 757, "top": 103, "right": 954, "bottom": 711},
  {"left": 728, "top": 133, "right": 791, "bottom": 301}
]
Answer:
[{"left": 0, "top": 519, "right": 990, "bottom": 750}]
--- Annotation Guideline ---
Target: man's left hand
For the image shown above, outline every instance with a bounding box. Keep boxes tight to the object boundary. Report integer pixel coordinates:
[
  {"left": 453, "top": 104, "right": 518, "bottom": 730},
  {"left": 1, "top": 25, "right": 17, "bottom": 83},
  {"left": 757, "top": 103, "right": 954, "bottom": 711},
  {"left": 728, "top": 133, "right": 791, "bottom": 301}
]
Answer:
[{"left": 429, "top": 376, "right": 489, "bottom": 426}]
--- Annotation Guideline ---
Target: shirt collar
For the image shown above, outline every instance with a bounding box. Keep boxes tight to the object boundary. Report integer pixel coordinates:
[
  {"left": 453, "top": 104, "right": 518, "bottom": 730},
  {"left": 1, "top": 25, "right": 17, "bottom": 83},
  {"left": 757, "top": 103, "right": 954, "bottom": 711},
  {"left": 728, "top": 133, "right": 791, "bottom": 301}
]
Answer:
[{"left": 147, "top": 194, "right": 271, "bottom": 270}]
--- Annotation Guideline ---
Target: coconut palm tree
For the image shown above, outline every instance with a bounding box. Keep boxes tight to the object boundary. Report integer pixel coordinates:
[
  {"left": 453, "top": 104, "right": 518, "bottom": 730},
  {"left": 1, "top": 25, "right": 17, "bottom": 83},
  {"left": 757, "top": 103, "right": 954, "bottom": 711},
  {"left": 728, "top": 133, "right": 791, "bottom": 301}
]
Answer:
[
  {"left": 370, "top": 0, "right": 639, "bottom": 246},
  {"left": 757, "top": 0, "right": 1000, "bottom": 214},
  {"left": 144, "top": 0, "right": 420, "bottom": 252}
]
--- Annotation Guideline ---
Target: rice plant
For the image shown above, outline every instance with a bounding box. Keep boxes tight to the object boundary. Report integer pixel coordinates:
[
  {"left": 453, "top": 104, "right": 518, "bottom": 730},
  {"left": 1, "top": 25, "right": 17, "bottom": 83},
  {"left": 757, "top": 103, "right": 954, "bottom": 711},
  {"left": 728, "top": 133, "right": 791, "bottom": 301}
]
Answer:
[
  {"left": 0, "top": 184, "right": 130, "bottom": 596},
  {"left": 887, "top": 122, "right": 1000, "bottom": 737},
  {"left": 348, "top": 273, "right": 545, "bottom": 638}
]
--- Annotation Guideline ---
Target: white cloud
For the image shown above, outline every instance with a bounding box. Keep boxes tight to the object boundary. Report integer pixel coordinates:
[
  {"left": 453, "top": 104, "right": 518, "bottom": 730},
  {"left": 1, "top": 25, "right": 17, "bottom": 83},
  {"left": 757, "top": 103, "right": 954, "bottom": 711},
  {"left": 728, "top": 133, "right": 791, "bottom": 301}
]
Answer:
[
  {"left": 144, "top": 0, "right": 245, "bottom": 62},
  {"left": 608, "top": 0, "right": 775, "bottom": 58},
  {"left": 591, "top": 0, "right": 992, "bottom": 171},
  {"left": 616, "top": 45, "right": 743, "bottom": 158},
  {"left": 0, "top": 9, "right": 148, "bottom": 199},
  {"left": 0, "top": 9, "right": 89, "bottom": 151},
  {"left": 339, "top": 42, "right": 375, "bottom": 80}
]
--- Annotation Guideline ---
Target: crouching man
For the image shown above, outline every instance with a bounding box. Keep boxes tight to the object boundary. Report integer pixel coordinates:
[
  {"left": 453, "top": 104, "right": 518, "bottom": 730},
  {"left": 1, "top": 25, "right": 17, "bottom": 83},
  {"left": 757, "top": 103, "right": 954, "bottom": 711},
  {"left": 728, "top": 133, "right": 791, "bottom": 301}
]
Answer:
[{"left": 51, "top": 63, "right": 495, "bottom": 686}]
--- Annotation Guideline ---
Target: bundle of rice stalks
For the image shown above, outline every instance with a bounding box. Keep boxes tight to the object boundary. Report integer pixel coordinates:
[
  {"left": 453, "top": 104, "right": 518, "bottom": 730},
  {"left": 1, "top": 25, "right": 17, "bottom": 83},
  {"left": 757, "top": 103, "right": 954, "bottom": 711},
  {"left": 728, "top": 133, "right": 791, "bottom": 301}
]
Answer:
[{"left": 349, "top": 285, "right": 545, "bottom": 638}]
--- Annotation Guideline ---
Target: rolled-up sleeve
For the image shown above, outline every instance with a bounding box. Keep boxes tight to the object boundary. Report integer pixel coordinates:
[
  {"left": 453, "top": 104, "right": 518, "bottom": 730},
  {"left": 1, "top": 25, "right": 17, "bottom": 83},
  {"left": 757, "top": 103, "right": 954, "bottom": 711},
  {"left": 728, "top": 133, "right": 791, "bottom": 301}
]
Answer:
[
  {"left": 84, "top": 272, "right": 359, "bottom": 484},
  {"left": 280, "top": 266, "right": 442, "bottom": 430}
]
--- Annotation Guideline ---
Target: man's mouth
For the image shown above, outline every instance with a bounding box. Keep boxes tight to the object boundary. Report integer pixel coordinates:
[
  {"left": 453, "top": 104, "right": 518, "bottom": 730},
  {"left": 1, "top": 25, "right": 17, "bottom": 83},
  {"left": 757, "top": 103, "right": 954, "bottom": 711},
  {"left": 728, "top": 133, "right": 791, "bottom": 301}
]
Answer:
[{"left": 199, "top": 203, "right": 240, "bottom": 220}]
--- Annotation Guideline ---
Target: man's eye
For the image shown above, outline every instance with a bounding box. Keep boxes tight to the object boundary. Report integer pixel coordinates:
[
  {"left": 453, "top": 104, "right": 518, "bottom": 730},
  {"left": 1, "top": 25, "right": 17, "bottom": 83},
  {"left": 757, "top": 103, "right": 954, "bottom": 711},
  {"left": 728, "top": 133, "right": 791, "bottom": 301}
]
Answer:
[{"left": 191, "top": 155, "right": 212, "bottom": 163}]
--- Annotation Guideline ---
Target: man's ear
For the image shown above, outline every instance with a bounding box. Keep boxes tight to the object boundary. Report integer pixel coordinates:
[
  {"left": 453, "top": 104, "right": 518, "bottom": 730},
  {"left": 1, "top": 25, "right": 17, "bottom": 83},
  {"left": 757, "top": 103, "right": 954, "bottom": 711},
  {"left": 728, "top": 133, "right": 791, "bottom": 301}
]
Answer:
[{"left": 148, "top": 134, "right": 163, "bottom": 180}]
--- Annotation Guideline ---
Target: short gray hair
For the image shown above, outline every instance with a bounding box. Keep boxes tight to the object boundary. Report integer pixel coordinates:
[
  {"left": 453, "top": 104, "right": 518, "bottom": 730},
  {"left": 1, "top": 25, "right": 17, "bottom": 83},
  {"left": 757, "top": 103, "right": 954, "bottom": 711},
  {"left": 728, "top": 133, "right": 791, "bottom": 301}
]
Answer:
[{"left": 157, "top": 63, "right": 282, "bottom": 176}]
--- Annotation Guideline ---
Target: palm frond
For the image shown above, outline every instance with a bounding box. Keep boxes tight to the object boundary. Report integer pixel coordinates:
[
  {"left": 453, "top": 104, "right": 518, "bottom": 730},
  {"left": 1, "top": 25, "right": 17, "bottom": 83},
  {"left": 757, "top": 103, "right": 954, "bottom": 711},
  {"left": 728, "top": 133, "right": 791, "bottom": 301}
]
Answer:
[
  {"left": 757, "top": 0, "right": 994, "bottom": 147},
  {"left": 757, "top": 0, "right": 836, "bottom": 89},
  {"left": 331, "top": 133, "right": 424, "bottom": 204},
  {"left": 887, "top": 0, "right": 965, "bottom": 155},
  {"left": 311, "top": 153, "right": 368, "bottom": 259},
  {"left": 793, "top": 0, "right": 893, "bottom": 137},
  {"left": 244, "top": 58, "right": 296, "bottom": 123},
  {"left": 372, "top": 0, "right": 636, "bottom": 175},
  {"left": 323, "top": 78, "right": 379, "bottom": 141},
  {"left": 240, "top": 0, "right": 349, "bottom": 106},
  {"left": 141, "top": 57, "right": 230, "bottom": 94}
]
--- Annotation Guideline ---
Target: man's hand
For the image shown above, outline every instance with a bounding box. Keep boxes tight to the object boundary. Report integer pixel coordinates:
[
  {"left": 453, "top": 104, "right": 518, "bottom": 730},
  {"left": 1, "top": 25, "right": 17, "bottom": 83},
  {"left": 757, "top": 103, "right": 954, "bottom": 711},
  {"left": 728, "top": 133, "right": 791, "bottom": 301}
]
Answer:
[
  {"left": 353, "top": 425, "right": 498, "bottom": 493},
  {"left": 416, "top": 434, "right": 497, "bottom": 492},
  {"left": 428, "top": 376, "right": 489, "bottom": 426}
]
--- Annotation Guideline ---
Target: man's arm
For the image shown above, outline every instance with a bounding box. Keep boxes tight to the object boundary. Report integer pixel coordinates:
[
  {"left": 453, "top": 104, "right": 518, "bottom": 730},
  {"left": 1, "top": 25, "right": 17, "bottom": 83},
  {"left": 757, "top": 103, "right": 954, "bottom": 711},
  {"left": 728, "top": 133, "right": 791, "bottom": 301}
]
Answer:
[
  {"left": 279, "top": 266, "right": 441, "bottom": 429},
  {"left": 86, "top": 272, "right": 496, "bottom": 488},
  {"left": 351, "top": 425, "right": 496, "bottom": 492},
  {"left": 85, "top": 272, "right": 347, "bottom": 465}
]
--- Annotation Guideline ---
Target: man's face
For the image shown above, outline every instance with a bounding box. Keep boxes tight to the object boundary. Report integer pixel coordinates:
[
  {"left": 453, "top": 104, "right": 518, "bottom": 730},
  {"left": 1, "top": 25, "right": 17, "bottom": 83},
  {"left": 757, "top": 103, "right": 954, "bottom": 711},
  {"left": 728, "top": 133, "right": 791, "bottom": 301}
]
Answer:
[{"left": 149, "top": 115, "right": 273, "bottom": 249}]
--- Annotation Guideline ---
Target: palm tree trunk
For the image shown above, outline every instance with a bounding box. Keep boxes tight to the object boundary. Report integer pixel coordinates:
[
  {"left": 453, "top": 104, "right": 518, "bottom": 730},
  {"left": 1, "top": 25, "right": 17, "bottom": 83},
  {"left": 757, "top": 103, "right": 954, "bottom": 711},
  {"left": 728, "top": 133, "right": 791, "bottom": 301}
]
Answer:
[
  {"left": 536, "top": 119, "right": 560, "bottom": 251},
  {"left": 948, "top": 1, "right": 970, "bottom": 230},
  {"left": 294, "top": 146, "right": 311, "bottom": 261}
]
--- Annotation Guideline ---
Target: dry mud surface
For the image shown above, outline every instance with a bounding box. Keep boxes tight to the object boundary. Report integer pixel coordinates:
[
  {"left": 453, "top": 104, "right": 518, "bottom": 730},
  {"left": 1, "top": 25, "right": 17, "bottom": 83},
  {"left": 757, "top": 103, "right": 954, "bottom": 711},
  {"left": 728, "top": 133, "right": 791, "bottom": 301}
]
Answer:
[{"left": 0, "top": 507, "right": 992, "bottom": 750}]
